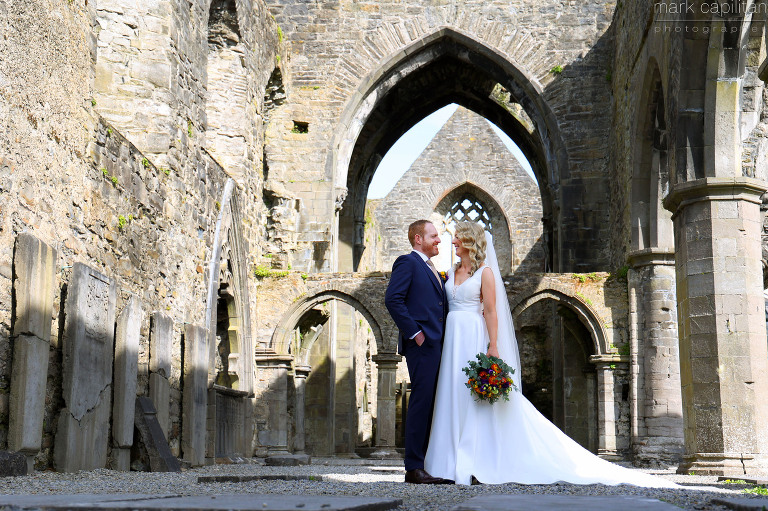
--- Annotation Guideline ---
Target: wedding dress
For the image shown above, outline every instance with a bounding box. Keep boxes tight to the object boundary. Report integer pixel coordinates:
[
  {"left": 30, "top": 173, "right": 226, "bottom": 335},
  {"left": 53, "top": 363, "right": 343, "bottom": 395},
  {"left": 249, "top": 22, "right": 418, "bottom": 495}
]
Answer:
[{"left": 423, "top": 231, "right": 677, "bottom": 488}]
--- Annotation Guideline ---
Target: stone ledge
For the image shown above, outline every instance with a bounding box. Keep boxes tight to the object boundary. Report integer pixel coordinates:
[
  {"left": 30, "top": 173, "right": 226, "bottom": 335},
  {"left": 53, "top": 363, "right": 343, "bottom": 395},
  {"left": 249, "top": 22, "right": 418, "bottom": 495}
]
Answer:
[{"left": 450, "top": 495, "right": 680, "bottom": 511}]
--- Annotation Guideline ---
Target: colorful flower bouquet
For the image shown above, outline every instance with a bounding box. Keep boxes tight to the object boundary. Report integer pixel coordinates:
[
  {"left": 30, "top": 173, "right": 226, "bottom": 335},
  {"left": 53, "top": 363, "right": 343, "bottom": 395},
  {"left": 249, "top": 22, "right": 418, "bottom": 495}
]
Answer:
[{"left": 462, "top": 353, "right": 518, "bottom": 404}]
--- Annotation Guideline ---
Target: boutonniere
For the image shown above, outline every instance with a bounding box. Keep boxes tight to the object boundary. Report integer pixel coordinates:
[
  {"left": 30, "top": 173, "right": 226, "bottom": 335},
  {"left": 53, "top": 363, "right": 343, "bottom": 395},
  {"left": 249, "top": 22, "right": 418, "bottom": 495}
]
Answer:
[{"left": 439, "top": 271, "right": 447, "bottom": 281}]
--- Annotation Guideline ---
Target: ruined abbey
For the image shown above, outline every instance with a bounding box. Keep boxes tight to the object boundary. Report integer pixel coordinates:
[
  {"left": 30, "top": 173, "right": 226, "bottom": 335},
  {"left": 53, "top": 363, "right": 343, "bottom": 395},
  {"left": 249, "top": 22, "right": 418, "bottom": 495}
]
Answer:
[{"left": 1, "top": 0, "right": 768, "bottom": 476}]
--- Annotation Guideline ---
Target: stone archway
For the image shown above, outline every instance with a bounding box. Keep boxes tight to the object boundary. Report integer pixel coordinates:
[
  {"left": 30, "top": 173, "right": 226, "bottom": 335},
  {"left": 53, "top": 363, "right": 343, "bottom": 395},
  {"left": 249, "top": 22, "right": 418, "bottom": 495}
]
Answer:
[{"left": 330, "top": 27, "right": 568, "bottom": 273}]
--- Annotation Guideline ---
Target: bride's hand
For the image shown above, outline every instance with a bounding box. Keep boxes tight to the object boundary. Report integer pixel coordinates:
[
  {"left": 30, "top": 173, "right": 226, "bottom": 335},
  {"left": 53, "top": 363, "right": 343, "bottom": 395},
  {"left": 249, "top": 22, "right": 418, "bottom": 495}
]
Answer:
[{"left": 487, "top": 344, "right": 499, "bottom": 358}]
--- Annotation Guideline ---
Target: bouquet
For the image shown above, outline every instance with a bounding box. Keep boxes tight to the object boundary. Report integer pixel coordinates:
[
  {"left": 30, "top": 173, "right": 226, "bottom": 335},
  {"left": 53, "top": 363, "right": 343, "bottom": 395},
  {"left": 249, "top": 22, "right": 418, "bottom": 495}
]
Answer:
[{"left": 462, "top": 353, "right": 517, "bottom": 404}]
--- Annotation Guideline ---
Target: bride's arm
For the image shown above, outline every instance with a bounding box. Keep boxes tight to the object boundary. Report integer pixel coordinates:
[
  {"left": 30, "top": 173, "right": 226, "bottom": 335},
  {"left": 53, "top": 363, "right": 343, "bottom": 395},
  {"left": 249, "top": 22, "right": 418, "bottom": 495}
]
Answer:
[{"left": 480, "top": 266, "right": 499, "bottom": 358}]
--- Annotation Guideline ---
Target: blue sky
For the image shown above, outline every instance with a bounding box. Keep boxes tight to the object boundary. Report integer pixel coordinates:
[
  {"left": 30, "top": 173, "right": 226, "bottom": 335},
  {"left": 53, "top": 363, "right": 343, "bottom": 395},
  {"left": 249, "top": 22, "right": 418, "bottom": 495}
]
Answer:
[{"left": 366, "top": 103, "right": 536, "bottom": 199}]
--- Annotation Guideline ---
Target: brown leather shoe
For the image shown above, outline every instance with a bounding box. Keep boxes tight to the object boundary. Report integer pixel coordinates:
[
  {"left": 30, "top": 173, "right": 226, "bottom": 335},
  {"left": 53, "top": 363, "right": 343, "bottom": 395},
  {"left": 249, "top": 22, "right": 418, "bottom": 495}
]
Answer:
[{"left": 405, "top": 468, "right": 445, "bottom": 484}]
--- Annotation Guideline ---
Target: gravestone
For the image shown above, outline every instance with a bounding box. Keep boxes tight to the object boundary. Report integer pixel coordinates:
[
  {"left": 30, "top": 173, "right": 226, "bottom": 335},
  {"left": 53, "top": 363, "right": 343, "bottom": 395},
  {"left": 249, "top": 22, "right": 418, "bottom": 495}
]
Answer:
[
  {"left": 111, "top": 296, "right": 144, "bottom": 470},
  {"left": 182, "top": 324, "right": 208, "bottom": 466},
  {"left": 9, "top": 234, "right": 57, "bottom": 472},
  {"left": 134, "top": 396, "right": 181, "bottom": 472},
  {"left": 149, "top": 312, "right": 173, "bottom": 439},
  {"left": 54, "top": 263, "right": 117, "bottom": 472}
]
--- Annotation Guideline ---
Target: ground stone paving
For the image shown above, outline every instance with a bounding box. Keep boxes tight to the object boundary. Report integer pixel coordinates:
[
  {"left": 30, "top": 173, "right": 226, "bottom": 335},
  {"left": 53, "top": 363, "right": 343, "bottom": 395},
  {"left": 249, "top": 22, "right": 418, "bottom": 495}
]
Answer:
[{"left": 0, "top": 459, "right": 766, "bottom": 511}]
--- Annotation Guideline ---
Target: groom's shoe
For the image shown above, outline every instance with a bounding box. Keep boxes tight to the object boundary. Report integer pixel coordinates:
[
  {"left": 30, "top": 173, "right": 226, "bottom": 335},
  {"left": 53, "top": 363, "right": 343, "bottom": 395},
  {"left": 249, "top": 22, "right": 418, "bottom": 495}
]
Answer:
[{"left": 404, "top": 469, "right": 444, "bottom": 484}]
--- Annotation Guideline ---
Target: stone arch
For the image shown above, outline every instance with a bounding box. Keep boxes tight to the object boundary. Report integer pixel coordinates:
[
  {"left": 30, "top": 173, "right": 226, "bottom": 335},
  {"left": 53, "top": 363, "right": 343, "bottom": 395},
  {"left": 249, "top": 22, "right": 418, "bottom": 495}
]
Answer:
[
  {"left": 631, "top": 58, "right": 673, "bottom": 252},
  {"left": 510, "top": 288, "right": 608, "bottom": 356},
  {"left": 270, "top": 289, "right": 387, "bottom": 356},
  {"left": 330, "top": 26, "right": 568, "bottom": 272}
]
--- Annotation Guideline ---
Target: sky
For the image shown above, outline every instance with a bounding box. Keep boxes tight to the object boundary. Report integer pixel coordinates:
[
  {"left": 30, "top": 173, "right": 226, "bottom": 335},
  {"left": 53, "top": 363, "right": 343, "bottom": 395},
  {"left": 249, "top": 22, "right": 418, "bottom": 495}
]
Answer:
[{"left": 366, "top": 103, "right": 536, "bottom": 199}]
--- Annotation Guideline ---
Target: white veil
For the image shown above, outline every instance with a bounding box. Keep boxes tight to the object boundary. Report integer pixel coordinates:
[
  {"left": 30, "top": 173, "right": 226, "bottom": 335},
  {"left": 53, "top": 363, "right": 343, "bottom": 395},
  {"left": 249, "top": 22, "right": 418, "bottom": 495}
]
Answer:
[{"left": 484, "top": 230, "right": 522, "bottom": 388}]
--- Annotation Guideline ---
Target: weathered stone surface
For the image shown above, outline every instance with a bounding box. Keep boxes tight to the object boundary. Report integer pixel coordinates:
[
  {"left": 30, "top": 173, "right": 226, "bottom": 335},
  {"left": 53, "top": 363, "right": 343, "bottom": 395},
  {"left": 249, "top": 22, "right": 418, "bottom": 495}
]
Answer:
[
  {"left": 112, "top": 296, "right": 143, "bottom": 450},
  {"left": 182, "top": 325, "right": 208, "bottom": 466},
  {"left": 451, "top": 495, "right": 680, "bottom": 511},
  {"left": 0, "top": 495, "right": 401, "bottom": 511},
  {"left": 134, "top": 396, "right": 181, "bottom": 472},
  {"left": 0, "top": 451, "right": 28, "bottom": 477},
  {"left": 149, "top": 312, "right": 172, "bottom": 378},
  {"left": 54, "top": 263, "right": 117, "bottom": 472},
  {"left": 149, "top": 372, "right": 171, "bottom": 440},
  {"left": 263, "top": 453, "right": 311, "bottom": 466},
  {"left": 9, "top": 234, "right": 57, "bottom": 468}
]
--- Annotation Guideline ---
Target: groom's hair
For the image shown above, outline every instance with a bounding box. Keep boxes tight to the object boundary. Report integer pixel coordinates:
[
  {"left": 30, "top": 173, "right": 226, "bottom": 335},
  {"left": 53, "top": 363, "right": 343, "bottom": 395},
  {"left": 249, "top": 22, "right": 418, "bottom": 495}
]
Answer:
[{"left": 408, "top": 220, "right": 432, "bottom": 247}]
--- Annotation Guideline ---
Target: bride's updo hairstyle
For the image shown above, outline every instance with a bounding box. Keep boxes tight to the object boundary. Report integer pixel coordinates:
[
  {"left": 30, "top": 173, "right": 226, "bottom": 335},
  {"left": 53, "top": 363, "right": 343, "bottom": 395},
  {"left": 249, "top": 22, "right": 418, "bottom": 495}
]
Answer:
[{"left": 454, "top": 222, "right": 487, "bottom": 276}]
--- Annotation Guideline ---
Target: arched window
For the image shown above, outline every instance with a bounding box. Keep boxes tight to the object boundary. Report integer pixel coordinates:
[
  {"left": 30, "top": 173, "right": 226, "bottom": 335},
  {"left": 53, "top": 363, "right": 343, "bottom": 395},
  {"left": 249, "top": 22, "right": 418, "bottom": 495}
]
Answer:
[{"left": 444, "top": 193, "right": 493, "bottom": 230}]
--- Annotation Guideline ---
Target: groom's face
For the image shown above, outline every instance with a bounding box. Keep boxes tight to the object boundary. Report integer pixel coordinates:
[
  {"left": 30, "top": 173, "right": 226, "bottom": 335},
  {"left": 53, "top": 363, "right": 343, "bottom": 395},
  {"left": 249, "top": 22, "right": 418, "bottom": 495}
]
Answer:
[{"left": 417, "top": 222, "right": 441, "bottom": 258}]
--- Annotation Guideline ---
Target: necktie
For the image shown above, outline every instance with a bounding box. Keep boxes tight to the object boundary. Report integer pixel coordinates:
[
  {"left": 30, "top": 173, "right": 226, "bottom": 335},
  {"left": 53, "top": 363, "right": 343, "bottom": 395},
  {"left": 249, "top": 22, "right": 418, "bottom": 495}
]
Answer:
[{"left": 426, "top": 259, "right": 442, "bottom": 287}]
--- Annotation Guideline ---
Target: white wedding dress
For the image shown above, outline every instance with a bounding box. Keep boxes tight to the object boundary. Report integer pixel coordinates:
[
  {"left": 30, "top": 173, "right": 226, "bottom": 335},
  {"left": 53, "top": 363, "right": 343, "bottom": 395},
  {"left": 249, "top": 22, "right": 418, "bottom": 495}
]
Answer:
[{"left": 424, "top": 233, "right": 677, "bottom": 488}]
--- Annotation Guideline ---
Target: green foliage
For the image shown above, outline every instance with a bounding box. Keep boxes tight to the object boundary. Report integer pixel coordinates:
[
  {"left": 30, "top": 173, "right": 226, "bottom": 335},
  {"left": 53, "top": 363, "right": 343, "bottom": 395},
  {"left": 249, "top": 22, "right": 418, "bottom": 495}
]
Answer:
[
  {"left": 118, "top": 215, "right": 127, "bottom": 230},
  {"left": 106, "top": 127, "right": 113, "bottom": 137},
  {"left": 187, "top": 120, "right": 193, "bottom": 137},
  {"left": 91, "top": 98, "right": 96, "bottom": 106},
  {"left": 573, "top": 273, "right": 587, "bottom": 283},
  {"left": 141, "top": 157, "right": 150, "bottom": 169},
  {"left": 162, "top": 168, "right": 170, "bottom": 176},
  {"left": 110, "top": 176, "right": 118, "bottom": 186},
  {"left": 101, "top": 167, "right": 109, "bottom": 177},
  {"left": 215, "top": 201, "right": 221, "bottom": 211},
  {"left": 254, "top": 265, "right": 271, "bottom": 278},
  {"left": 277, "top": 25, "right": 283, "bottom": 43},
  {"left": 301, "top": 273, "right": 308, "bottom": 281},
  {"left": 723, "top": 479, "right": 748, "bottom": 484},
  {"left": 618, "top": 345, "right": 630, "bottom": 356},
  {"left": 744, "top": 486, "right": 768, "bottom": 495},
  {"left": 575, "top": 291, "right": 593, "bottom": 306},
  {"left": 276, "top": 55, "right": 282, "bottom": 64},
  {"left": 550, "top": 65, "right": 563, "bottom": 75}
]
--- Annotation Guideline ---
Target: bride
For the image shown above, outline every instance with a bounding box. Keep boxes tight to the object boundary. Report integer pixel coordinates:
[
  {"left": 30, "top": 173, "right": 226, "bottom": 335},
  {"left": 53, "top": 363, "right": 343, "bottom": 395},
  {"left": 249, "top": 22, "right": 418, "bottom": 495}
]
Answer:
[{"left": 423, "top": 222, "right": 677, "bottom": 488}]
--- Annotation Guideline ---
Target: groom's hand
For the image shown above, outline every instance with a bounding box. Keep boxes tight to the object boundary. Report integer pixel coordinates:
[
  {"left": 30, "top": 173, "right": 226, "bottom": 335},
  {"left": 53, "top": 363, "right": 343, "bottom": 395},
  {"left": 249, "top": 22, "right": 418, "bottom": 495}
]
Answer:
[{"left": 414, "top": 331, "right": 425, "bottom": 346}]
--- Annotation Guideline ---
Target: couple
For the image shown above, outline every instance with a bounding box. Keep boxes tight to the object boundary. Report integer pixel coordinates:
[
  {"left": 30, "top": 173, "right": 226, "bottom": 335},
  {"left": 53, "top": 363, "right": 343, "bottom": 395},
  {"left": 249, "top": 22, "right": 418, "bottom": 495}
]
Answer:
[{"left": 384, "top": 220, "right": 676, "bottom": 488}]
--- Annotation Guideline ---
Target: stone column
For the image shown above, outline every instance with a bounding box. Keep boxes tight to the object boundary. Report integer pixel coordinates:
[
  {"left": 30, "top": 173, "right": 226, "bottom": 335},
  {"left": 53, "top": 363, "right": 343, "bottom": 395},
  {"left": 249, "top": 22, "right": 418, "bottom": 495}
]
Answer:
[
  {"left": 55, "top": 263, "right": 117, "bottom": 472},
  {"left": 9, "top": 234, "right": 57, "bottom": 472},
  {"left": 591, "top": 355, "right": 625, "bottom": 461},
  {"left": 149, "top": 312, "right": 173, "bottom": 440},
  {"left": 664, "top": 178, "right": 768, "bottom": 474},
  {"left": 293, "top": 365, "right": 311, "bottom": 454},
  {"left": 182, "top": 324, "right": 208, "bottom": 467},
  {"left": 254, "top": 352, "right": 293, "bottom": 453},
  {"left": 111, "top": 296, "right": 144, "bottom": 470},
  {"left": 627, "top": 249, "right": 684, "bottom": 466},
  {"left": 370, "top": 353, "right": 401, "bottom": 458}
]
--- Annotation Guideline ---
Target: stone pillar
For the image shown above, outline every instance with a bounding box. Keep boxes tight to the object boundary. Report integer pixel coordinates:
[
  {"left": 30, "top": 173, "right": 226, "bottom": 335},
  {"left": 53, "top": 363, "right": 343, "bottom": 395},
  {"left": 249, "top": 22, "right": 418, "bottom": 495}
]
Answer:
[
  {"left": 371, "top": 353, "right": 401, "bottom": 458},
  {"left": 9, "top": 234, "right": 57, "bottom": 472},
  {"left": 111, "top": 296, "right": 144, "bottom": 471},
  {"left": 591, "top": 355, "right": 625, "bottom": 461},
  {"left": 54, "top": 263, "right": 117, "bottom": 472},
  {"left": 149, "top": 312, "right": 173, "bottom": 440},
  {"left": 254, "top": 352, "right": 293, "bottom": 453},
  {"left": 628, "top": 249, "right": 684, "bottom": 466},
  {"left": 293, "top": 365, "right": 311, "bottom": 454},
  {"left": 182, "top": 324, "right": 208, "bottom": 467},
  {"left": 665, "top": 178, "right": 768, "bottom": 474}
]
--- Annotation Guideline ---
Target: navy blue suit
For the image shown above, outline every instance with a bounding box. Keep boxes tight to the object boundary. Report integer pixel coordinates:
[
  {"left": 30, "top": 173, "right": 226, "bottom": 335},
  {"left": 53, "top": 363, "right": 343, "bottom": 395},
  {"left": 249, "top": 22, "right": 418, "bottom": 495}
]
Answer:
[{"left": 385, "top": 251, "right": 447, "bottom": 471}]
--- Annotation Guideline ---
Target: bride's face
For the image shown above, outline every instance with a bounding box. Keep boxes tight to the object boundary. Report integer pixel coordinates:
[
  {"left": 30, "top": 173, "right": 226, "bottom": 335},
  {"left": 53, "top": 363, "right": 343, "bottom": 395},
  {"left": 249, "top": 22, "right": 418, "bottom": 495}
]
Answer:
[{"left": 452, "top": 235, "right": 467, "bottom": 257}]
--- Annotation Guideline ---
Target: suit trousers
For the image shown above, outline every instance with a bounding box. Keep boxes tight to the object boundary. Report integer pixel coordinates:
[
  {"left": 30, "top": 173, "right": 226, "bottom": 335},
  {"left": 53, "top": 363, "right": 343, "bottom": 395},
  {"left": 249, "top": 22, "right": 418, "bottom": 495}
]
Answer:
[{"left": 403, "top": 337, "right": 442, "bottom": 471}]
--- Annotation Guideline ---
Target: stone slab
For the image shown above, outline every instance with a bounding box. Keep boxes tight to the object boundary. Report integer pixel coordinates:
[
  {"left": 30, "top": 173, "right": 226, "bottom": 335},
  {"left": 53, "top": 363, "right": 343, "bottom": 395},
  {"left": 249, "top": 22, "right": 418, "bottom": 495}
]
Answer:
[
  {"left": 150, "top": 312, "right": 173, "bottom": 378},
  {"left": 113, "top": 296, "right": 143, "bottom": 449},
  {"left": 264, "top": 453, "right": 312, "bottom": 466},
  {"left": 0, "top": 495, "right": 401, "bottom": 511},
  {"left": 182, "top": 324, "right": 208, "bottom": 466},
  {"left": 9, "top": 234, "right": 56, "bottom": 457},
  {"left": 0, "top": 451, "right": 28, "bottom": 476},
  {"left": 450, "top": 495, "right": 680, "bottom": 511},
  {"left": 198, "top": 474, "right": 324, "bottom": 483},
  {"left": 713, "top": 498, "right": 768, "bottom": 510},
  {"left": 134, "top": 396, "right": 181, "bottom": 472},
  {"left": 55, "top": 263, "right": 117, "bottom": 472}
]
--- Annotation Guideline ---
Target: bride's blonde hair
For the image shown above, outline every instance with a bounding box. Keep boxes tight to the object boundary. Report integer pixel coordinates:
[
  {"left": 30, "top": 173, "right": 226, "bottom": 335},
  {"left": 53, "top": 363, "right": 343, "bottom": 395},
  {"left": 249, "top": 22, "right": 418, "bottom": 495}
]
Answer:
[{"left": 454, "top": 222, "right": 487, "bottom": 276}]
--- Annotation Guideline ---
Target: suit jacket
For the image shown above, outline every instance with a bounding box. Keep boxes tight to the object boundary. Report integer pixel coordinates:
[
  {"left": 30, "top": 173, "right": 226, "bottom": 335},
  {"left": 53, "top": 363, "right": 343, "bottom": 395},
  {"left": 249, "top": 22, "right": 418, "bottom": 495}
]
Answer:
[{"left": 385, "top": 251, "right": 448, "bottom": 355}]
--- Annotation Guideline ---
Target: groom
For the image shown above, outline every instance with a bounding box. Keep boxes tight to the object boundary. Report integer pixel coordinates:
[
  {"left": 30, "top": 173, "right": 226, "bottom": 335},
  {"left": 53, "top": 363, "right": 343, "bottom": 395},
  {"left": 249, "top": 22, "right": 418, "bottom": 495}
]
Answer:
[{"left": 385, "top": 220, "right": 450, "bottom": 484}]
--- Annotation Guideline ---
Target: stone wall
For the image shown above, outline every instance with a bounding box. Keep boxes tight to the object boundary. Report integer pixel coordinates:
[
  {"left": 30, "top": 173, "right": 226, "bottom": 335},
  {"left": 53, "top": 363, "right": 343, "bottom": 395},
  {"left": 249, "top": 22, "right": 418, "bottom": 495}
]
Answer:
[
  {"left": 0, "top": 0, "right": 281, "bottom": 468},
  {"left": 262, "top": 0, "right": 617, "bottom": 273},
  {"left": 364, "top": 106, "right": 544, "bottom": 275}
]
